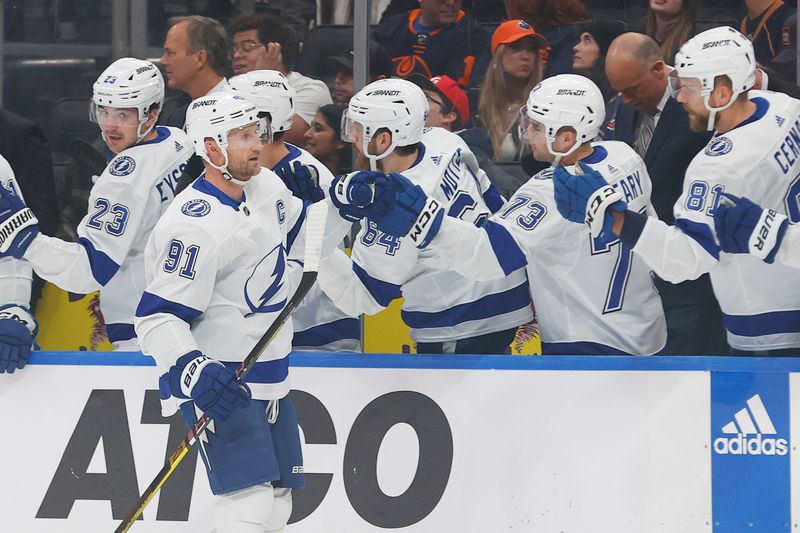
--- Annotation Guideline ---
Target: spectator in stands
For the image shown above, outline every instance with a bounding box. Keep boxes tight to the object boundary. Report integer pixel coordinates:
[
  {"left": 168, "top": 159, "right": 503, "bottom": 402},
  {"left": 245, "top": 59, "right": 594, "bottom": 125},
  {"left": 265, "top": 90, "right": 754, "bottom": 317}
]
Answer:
[
  {"left": 330, "top": 54, "right": 355, "bottom": 105},
  {"left": 572, "top": 19, "right": 628, "bottom": 139},
  {"left": 304, "top": 104, "right": 353, "bottom": 176},
  {"left": 478, "top": 20, "right": 547, "bottom": 161},
  {"left": 229, "top": 13, "right": 333, "bottom": 145},
  {"left": 742, "top": 0, "right": 796, "bottom": 72},
  {"left": 604, "top": 32, "right": 727, "bottom": 355},
  {"left": 759, "top": 12, "right": 798, "bottom": 83},
  {"left": 327, "top": 47, "right": 392, "bottom": 105},
  {"left": 643, "top": 0, "right": 696, "bottom": 64},
  {"left": 504, "top": 0, "right": 590, "bottom": 78},
  {"left": 755, "top": 62, "right": 800, "bottom": 98},
  {"left": 159, "top": 16, "right": 229, "bottom": 128},
  {"left": 374, "top": 0, "right": 491, "bottom": 88},
  {"left": 409, "top": 73, "right": 493, "bottom": 164}
]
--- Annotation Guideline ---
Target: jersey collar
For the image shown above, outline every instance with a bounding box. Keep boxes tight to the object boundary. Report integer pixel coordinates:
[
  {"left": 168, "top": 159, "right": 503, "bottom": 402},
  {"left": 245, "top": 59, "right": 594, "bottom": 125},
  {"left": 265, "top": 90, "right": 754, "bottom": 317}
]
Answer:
[
  {"left": 192, "top": 174, "right": 247, "bottom": 210},
  {"left": 272, "top": 143, "right": 303, "bottom": 172},
  {"left": 138, "top": 126, "right": 171, "bottom": 146},
  {"left": 581, "top": 145, "right": 609, "bottom": 164},
  {"left": 726, "top": 96, "right": 770, "bottom": 133}
]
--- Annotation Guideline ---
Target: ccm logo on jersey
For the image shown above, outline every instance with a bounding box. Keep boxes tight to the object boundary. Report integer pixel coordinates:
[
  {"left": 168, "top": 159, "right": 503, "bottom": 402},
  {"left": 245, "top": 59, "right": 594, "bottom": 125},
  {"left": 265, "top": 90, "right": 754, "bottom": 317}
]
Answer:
[
  {"left": 409, "top": 198, "right": 441, "bottom": 246},
  {"left": 109, "top": 156, "right": 136, "bottom": 176}
]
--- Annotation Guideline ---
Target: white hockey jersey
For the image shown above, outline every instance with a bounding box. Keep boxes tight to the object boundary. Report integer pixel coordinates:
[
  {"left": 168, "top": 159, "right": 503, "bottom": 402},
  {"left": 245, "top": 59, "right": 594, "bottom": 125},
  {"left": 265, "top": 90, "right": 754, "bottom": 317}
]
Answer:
[
  {"left": 318, "top": 127, "right": 533, "bottom": 342},
  {"left": 271, "top": 143, "right": 360, "bottom": 352},
  {"left": 429, "top": 141, "right": 667, "bottom": 355},
  {"left": 135, "top": 169, "right": 340, "bottom": 414},
  {"left": 0, "top": 155, "right": 33, "bottom": 308},
  {"left": 630, "top": 91, "right": 800, "bottom": 351},
  {"left": 775, "top": 224, "right": 800, "bottom": 268},
  {"left": 23, "top": 126, "right": 194, "bottom": 344}
]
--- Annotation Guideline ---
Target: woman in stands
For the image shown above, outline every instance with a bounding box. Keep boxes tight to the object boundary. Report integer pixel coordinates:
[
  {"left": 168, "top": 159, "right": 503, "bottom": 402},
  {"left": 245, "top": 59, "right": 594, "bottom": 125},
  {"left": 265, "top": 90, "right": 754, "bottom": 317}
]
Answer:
[
  {"left": 303, "top": 103, "right": 352, "bottom": 176},
  {"left": 572, "top": 19, "right": 628, "bottom": 139},
  {"left": 478, "top": 20, "right": 547, "bottom": 162},
  {"left": 644, "top": 0, "right": 696, "bottom": 64}
]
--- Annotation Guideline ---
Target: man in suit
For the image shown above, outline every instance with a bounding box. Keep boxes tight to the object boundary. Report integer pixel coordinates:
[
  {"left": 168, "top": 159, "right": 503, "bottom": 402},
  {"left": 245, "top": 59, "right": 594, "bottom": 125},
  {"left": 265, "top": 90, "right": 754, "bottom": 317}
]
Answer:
[{"left": 604, "top": 32, "right": 728, "bottom": 355}]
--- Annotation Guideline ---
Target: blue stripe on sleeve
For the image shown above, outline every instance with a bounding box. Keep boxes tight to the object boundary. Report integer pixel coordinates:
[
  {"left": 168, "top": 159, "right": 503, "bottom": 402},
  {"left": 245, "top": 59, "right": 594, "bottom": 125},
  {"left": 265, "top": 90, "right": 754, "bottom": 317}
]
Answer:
[
  {"left": 723, "top": 310, "right": 800, "bottom": 337},
  {"left": 482, "top": 184, "right": 505, "bottom": 213},
  {"left": 401, "top": 282, "right": 531, "bottom": 329},
  {"left": 293, "top": 317, "right": 360, "bottom": 347},
  {"left": 674, "top": 218, "right": 721, "bottom": 260},
  {"left": 223, "top": 356, "right": 289, "bottom": 384},
  {"left": 619, "top": 210, "right": 648, "bottom": 248},
  {"left": 481, "top": 220, "right": 527, "bottom": 275},
  {"left": 77, "top": 237, "right": 120, "bottom": 285},
  {"left": 135, "top": 291, "right": 203, "bottom": 323},
  {"left": 286, "top": 200, "right": 309, "bottom": 252},
  {"left": 352, "top": 262, "right": 402, "bottom": 307},
  {"left": 159, "top": 372, "right": 171, "bottom": 400},
  {"left": 106, "top": 323, "right": 135, "bottom": 343}
]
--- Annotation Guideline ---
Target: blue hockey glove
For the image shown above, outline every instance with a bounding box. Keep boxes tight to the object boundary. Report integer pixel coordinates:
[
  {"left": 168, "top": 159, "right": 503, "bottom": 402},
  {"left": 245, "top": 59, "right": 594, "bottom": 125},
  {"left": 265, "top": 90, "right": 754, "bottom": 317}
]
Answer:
[
  {"left": 274, "top": 161, "right": 325, "bottom": 203},
  {"left": 553, "top": 162, "right": 626, "bottom": 241},
  {"left": 168, "top": 351, "right": 251, "bottom": 421},
  {"left": 0, "top": 182, "right": 39, "bottom": 259},
  {"left": 714, "top": 193, "right": 788, "bottom": 263},
  {"left": 377, "top": 172, "right": 444, "bottom": 248},
  {"left": 330, "top": 170, "right": 397, "bottom": 222},
  {"left": 0, "top": 305, "right": 37, "bottom": 374}
]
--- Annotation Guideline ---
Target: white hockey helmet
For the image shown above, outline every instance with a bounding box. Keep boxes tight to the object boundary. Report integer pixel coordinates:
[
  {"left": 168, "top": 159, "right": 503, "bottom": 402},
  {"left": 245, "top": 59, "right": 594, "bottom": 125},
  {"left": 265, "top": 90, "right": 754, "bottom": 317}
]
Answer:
[
  {"left": 520, "top": 74, "right": 605, "bottom": 164},
  {"left": 342, "top": 78, "right": 428, "bottom": 169},
  {"left": 670, "top": 26, "right": 756, "bottom": 130},
  {"left": 185, "top": 92, "right": 267, "bottom": 184},
  {"left": 228, "top": 70, "right": 296, "bottom": 136},
  {"left": 91, "top": 57, "right": 165, "bottom": 142}
]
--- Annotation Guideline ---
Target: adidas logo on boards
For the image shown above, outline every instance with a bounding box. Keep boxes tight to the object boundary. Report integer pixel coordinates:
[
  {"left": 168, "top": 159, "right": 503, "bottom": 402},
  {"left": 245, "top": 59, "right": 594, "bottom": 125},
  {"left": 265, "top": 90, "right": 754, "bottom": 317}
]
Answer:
[{"left": 713, "top": 394, "right": 788, "bottom": 456}]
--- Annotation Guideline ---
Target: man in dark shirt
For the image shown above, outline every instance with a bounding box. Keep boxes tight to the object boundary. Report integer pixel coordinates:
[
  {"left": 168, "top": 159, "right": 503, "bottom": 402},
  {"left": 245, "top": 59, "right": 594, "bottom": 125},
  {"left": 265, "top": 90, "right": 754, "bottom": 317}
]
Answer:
[
  {"left": 742, "top": 0, "right": 796, "bottom": 69},
  {"left": 375, "top": 0, "right": 491, "bottom": 88}
]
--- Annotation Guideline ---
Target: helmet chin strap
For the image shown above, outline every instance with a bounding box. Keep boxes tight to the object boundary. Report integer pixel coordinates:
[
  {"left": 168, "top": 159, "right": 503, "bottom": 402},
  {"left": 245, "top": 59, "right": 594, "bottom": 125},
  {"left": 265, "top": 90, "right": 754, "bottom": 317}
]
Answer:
[
  {"left": 703, "top": 92, "right": 738, "bottom": 131},
  {"left": 546, "top": 135, "right": 580, "bottom": 168},
  {"left": 206, "top": 147, "right": 250, "bottom": 186},
  {"left": 363, "top": 138, "right": 396, "bottom": 172}
]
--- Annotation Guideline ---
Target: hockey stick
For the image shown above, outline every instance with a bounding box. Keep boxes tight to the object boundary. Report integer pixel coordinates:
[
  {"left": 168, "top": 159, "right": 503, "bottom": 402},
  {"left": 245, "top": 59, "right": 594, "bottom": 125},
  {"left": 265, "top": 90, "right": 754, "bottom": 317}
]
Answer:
[
  {"left": 67, "top": 139, "right": 108, "bottom": 177},
  {"left": 113, "top": 201, "right": 329, "bottom": 533}
]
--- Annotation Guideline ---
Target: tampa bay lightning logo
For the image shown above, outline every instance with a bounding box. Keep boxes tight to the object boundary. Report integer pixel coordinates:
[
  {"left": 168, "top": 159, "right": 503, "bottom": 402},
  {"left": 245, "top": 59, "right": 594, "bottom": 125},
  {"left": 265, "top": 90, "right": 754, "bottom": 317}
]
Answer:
[
  {"left": 181, "top": 199, "right": 211, "bottom": 217},
  {"left": 109, "top": 156, "right": 136, "bottom": 176},
  {"left": 244, "top": 244, "right": 288, "bottom": 315},
  {"left": 705, "top": 137, "right": 733, "bottom": 157}
]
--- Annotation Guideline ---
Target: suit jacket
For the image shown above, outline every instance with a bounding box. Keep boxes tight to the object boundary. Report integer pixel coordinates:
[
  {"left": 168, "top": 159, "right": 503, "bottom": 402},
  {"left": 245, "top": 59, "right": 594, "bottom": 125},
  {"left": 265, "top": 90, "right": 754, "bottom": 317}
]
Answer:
[
  {"left": 0, "top": 108, "right": 58, "bottom": 237},
  {"left": 610, "top": 96, "right": 719, "bottom": 309},
  {"left": 766, "top": 75, "right": 800, "bottom": 100}
]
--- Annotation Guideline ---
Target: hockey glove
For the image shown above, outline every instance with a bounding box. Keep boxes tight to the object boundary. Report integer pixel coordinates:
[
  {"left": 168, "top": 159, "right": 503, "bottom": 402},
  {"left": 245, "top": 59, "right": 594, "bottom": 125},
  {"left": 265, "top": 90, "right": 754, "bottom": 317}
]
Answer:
[
  {"left": 168, "top": 351, "right": 251, "bottom": 421},
  {"left": 274, "top": 161, "right": 325, "bottom": 203},
  {"left": 714, "top": 193, "right": 789, "bottom": 263},
  {"left": 0, "top": 182, "right": 39, "bottom": 259},
  {"left": 553, "top": 162, "right": 626, "bottom": 240},
  {"left": 377, "top": 173, "right": 444, "bottom": 248},
  {"left": 0, "top": 305, "right": 37, "bottom": 374},
  {"left": 330, "top": 170, "right": 397, "bottom": 222}
]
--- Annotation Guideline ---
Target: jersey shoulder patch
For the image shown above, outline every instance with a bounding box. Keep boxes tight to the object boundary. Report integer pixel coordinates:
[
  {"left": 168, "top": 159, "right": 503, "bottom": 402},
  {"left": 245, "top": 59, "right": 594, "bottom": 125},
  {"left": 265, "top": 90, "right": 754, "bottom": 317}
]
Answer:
[
  {"left": 181, "top": 198, "right": 212, "bottom": 218},
  {"left": 108, "top": 155, "right": 136, "bottom": 177}
]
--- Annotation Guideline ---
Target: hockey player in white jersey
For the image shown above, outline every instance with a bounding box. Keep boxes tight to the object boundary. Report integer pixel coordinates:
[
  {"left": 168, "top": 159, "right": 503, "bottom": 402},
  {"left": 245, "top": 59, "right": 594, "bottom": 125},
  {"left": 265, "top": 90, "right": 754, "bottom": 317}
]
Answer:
[
  {"left": 135, "top": 91, "right": 335, "bottom": 532},
  {"left": 323, "top": 78, "right": 533, "bottom": 353},
  {"left": 0, "top": 156, "right": 38, "bottom": 372},
  {"left": 0, "top": 57, "right": 194, "bottom": 350},
  {"left": 552, "top": 26, "right": 800, "bottom": 355},
  {"left": 229, "top": 69, "right": 360, "bottom": 351},
  {"left": 712, "top": 193, "right": 800, "bottom": 268},
  {"left": 336, "top": 75, "right": 667, "bottom": 355}
]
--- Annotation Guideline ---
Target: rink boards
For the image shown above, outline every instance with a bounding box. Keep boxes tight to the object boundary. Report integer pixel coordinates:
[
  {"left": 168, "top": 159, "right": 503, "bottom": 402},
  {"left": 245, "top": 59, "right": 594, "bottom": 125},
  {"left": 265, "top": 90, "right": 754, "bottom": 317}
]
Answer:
[{"left": 2, "top": 352, "right": 799, "bottom": 533}]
